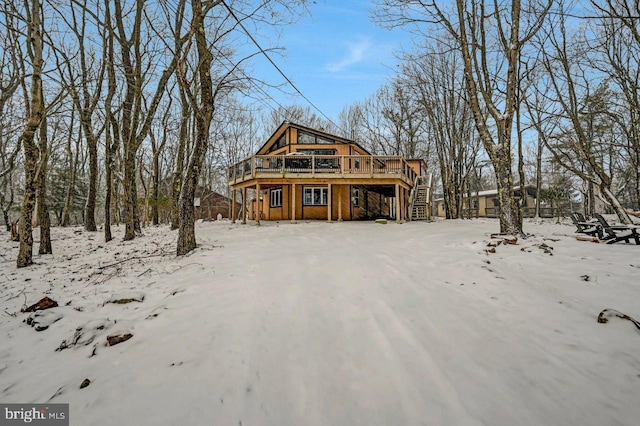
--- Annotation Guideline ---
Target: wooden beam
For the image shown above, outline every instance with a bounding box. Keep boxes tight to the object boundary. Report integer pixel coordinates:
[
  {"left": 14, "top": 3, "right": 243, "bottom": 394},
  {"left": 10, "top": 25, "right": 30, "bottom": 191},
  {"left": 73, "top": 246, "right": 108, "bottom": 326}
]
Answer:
[
  {"left": 256, "top": 183, "right": 261, "bottom": 225},
  {"left": 291, "top": 184, "right": 296, "bottom": 224},
  {"left": 395, "top": 184, "right": 400, "bottom": 223},
  {"left": 232, "top": 176, "right": 413, "bottom": 188},
  {"left": 337, "top": 185, "right": 343, "bottom": 221},
  {"left": 404, "top": 188, "right": 408, "bottom": 221},
  {"left": 327, "top": 184, "right": 332, "bottom": 222},
  {"left": 231, "top": 189, "right": 236, "bottom": 223},
  {"left": 242, "top": 187, "right": 247, "bottom": 224}
]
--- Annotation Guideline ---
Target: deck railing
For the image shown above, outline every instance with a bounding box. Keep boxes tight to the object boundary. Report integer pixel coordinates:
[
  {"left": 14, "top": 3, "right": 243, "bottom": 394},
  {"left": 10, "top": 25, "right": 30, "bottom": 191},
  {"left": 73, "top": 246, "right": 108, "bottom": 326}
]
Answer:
[{"left": 228, "top": 155, "right": 417, "bottom": 184}]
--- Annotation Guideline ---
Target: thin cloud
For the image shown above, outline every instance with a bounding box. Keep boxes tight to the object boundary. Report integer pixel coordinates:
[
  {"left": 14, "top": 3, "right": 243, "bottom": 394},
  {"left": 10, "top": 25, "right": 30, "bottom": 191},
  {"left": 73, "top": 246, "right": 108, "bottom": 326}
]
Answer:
[{"left": 325, "top": 37, "right": 372, "bottom": 72}]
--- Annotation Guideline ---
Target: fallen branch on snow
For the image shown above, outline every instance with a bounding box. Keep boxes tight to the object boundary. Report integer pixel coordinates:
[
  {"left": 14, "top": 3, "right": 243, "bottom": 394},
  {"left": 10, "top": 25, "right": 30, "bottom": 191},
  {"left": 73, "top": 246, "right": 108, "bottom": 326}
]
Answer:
[
  {"left": 597, "top": 309, "right": 640, "bottom": 332},
  {"left": 97, "top": 252, "right": 171, "bottom": 270}
]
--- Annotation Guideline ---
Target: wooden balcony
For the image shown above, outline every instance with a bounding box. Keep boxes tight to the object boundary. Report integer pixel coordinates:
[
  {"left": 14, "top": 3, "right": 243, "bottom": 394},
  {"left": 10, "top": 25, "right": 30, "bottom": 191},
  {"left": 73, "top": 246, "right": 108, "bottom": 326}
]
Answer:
[{"left": 228, "top": 155, "right": 417, "bottom": 186}]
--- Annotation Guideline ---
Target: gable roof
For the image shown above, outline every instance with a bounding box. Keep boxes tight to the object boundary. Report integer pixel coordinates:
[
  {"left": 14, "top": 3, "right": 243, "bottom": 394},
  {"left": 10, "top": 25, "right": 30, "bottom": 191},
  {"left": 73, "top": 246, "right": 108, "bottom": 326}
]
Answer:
[{"left": 256, "top": 121, "right": 372, "bottom": 156}]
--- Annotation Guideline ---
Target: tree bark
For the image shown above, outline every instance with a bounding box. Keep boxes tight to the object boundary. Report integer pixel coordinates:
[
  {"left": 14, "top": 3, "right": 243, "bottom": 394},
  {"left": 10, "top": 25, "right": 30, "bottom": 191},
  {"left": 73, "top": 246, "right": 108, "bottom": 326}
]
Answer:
[
  {"left": 84, "top": 128, "right": 98, "bottom": 231},
  {"left": 171, "top": 91, "right": 189, "bottom": 230},
  {"left": 177, "top": 0, "right": 214, "bottom": 256},
  {"left": 17, "top": 0, "right": 44, "bottom": 268},
  {"left": 123, "top": 149, "right": 137, "bottom": 240},
  {"left": 60, "top": 110, "right": 78, "bottom": 227},
  {"left": 37, "top": 112, "right": 51, "bottom": 254},
  {"left": 104, "top": 3, "right": 116, "bottom": 242},
  {"left": 535, "top": 136, "right": 543, "bottom": 218}
]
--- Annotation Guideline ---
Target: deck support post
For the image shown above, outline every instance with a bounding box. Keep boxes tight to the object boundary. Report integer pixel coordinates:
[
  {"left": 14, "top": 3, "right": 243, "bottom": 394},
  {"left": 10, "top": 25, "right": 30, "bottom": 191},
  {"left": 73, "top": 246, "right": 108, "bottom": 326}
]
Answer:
[
  {"left": 337, "top": 185, "right": 343, "bottom": 221},
  {"left": 256, "top": 184, "right": 261, "bottom": 225},
  {"left": 291, "top": 184, "right": 297, "bottom": 224},
  {"left": 395, "top": 184, "right": 401, "bottom": 223},
  {"left": 242, "top": 187, "right": 247, "bottom": 224},
  {"left": 231, "top": 189, "right": 237, "bottom": 223},
  {"left": 404, "top": 188, "right": 409, "bottom": 221},
  {"left": 327, "top": 184, "right": 332, "bottom": 223}
]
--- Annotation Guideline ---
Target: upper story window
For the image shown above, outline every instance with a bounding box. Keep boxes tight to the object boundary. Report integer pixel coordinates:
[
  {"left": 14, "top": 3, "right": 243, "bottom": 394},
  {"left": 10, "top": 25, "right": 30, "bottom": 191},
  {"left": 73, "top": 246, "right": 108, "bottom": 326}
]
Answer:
[
  {"left": 296, "top": 149, "right": 336, "bottom": 156},
  {"left": 267, "top": 134, "right": 286, "bottom": 153},
  {"left": 297, "top": 130, "right": 334, "bottom": 145}
]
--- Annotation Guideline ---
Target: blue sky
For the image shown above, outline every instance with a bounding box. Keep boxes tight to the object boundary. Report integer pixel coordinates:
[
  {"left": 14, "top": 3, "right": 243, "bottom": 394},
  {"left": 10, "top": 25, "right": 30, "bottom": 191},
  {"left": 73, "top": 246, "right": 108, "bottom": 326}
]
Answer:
[{"left": 245, "top": 0, "right": 413, "bottom": 123}]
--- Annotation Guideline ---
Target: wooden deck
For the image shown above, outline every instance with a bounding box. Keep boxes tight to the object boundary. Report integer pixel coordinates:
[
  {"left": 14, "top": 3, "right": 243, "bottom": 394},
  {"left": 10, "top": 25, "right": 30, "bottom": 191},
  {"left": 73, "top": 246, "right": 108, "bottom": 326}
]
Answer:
[{"left": 228, "top": 155, "right": 417, "bottom": 187}]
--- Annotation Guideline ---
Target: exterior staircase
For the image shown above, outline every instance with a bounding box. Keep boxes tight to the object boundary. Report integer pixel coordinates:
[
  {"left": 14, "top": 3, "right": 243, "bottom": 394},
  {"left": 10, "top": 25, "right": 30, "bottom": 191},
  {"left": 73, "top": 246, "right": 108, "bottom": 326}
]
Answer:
[{"left": 408, "top": 174, "right": 433, "bottom": 221}]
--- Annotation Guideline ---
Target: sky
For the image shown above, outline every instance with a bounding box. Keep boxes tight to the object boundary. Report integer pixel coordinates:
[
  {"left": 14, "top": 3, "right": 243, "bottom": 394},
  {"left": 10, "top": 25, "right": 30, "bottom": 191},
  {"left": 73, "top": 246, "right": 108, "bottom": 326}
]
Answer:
[{"left": 242, "top": 0, "right": 414, "bottom": 125}]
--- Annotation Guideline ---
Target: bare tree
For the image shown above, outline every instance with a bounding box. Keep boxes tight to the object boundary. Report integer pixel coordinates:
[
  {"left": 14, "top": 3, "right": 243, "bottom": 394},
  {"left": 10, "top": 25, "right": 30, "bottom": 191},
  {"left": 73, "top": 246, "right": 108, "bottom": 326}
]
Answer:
[
  {"left": 533, "top": 8, "right": 632, "bottom": 223},
  {"left": 0, "top": 2, "right": 24, "bottom": 231},
  {"left": 111, "top": 0, "right": 180, "bottom": 241},
  {"left": 176, "top": 0, "right": 217, "bottom": 255},
  {"left": 176, "top": 0, "right": 308, "bottom": 254},
  {"left": 36, "top": 109, "right": 51, "bottom": 254},
  {"left": 103, "top": 0, "right": 118, "bottom": 242},
  {"left": 59, "top": 108, "right": 80, "bottom": 226},
  {"left": 15, "top": 0, "right": 45, "bottom": 267},
  {"left": 149, "top": 98, "right": 172, "bottom": 226},
  {"left": 375, "top": 0, "right": 552, "bottom": 234},
  {"left": 590, "top": 0, "right": 640, "bottom": 211},
  {"left": 53, "top": 0, "right": 106, "bottom": 232},
  {"left": 401, "top": 46, "right": 479, "bottom": 218}
]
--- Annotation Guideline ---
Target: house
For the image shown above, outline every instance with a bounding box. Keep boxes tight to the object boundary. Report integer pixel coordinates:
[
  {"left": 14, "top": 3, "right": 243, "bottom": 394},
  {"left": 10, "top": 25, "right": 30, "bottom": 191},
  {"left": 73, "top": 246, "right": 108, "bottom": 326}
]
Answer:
[
  {"left": 433, "top": 186, "right": 555, "bottom": 218},
  {"left": 193, "top": 187, "right": 242, "bottom": 221},
  {"left": 227, "top": 122, "right": 432, "bottom": 223}
]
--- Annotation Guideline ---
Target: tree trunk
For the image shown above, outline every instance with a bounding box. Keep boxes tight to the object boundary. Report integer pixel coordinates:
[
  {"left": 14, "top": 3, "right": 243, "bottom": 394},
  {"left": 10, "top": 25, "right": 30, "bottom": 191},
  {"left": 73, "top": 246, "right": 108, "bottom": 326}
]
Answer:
[
  {"left": 3, "top": 209, "right": 9, "bottom": 232},
  {"left": 517, "top": 102, "right": 526, "bottom": 222},
  {"left": 84, "top": 129, "right": 98, "bottom": 231},
  {"left": 177, "top": 125, "right": 210, "bottom": 255},
  {"left": 601, "top": 185, "right": 632, "bottom": 224},
  {"left": 535, "top": 136, "right": 542, "bottom": 218},
  {"left": 171, "top": 96, "right": 188, "bottom": 230},
  {"left": 17, "top": 0, "right": 44, "bottom": 268},
  {"left": 104, "top": 11, "right": 117, "bottom": 242},
  {"left": 2, "top": 176, "right": 14, "bottom": 231},
  {"left": 61, "top": 111, "right": 77, "bottom": 227},
  {"left": 177, "top": 0, "right": 214, "bottom": 256},
  {"left": 123, "top": 149, "right": 137, "bottom": 240},
  {"left": 37, "top": 113, "right": 51, "bottom": 254},
  {"left": 104, "top": 135, "right": 113, "bottom": 241},
  {"left": 586, "top": 181, "right": 595, "bottom": 218},
  {"left": 636, "top": 144, "right": 640, "bottom": 210},
  {"left": 152, "top": 151, "right": 160, "bottom": 225},
  {"left": 452, "top": 0, "right": 525, "bottom": 235},
  {"left": 494, "top": 142, "right": 521, "bottom": 234}
]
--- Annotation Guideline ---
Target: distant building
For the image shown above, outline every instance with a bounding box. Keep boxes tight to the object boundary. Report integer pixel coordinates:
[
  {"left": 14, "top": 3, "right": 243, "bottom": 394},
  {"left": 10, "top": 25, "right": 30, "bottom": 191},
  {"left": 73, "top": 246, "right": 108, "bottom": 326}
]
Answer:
[
  {"left": 158, "top": 180, "right": 241, "bottom": 221},
  {"left": 433, "top": 186, "right": 556, "bottom": 218},
  {"left": 193, "top": 187, "right": 241, "bottom": 221}
]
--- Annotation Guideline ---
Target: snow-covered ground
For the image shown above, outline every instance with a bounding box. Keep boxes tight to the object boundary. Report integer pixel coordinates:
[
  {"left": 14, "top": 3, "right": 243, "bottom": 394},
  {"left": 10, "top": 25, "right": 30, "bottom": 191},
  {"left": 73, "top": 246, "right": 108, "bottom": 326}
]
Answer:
[{"left": 1, "top": 218, "right": 639, "bottom": 426}]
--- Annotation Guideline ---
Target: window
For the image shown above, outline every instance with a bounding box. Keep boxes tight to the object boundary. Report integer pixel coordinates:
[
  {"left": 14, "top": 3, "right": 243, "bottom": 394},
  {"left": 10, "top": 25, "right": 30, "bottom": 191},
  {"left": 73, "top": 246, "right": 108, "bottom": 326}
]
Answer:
[
  {"left": 303, "top": 187, "right": 328, "bottom": 206},
  {"left": 270, "top": 188, "right": 282, "bottom": 208},
  {"left": 297, "top": 130, "right": 334, "bottom": 144},
  {"left": 354, "top": 151, "right": 360, "bottom": 169},
  {"left": 267, "top": 134, "right": 287, "bottom": 153},
  {"left": 297, "top": 149, "right": 336, "bottom": 155},
  {"left": 352, "top": 187, "right": 360, "bottom": 207}
]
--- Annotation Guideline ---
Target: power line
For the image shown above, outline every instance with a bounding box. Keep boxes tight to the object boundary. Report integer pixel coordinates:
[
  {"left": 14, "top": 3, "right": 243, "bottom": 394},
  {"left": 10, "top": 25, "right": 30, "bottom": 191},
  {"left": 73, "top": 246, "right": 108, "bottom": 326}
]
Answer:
[{"left": 220, "top": 0, "right": 343, "bottom": 132}]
